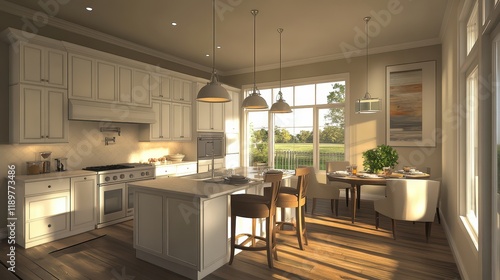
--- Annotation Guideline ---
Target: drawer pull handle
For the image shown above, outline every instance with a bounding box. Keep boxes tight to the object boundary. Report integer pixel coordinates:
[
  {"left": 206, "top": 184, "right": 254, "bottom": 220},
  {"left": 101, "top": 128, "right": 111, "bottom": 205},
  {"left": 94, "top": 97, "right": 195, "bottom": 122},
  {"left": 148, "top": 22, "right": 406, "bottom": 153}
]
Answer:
[
  {"left": 48, "top": 185, "right": 51, "bottom": 188},
  {"left": 48, "top": 224, "right": 52, "bottom": 228}
]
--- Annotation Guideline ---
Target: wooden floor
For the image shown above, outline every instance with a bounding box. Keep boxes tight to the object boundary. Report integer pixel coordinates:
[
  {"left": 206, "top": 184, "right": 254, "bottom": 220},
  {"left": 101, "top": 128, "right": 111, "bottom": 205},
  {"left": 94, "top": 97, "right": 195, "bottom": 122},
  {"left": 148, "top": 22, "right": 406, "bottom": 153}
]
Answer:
[{"left": 1, "top": 199, "right": 461, "bottom": 280}]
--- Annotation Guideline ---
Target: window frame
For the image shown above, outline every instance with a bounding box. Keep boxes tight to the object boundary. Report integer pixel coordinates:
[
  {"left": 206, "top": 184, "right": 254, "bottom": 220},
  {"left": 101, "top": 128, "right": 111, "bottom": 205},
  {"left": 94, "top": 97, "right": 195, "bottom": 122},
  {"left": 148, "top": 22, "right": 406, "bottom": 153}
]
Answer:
[{"left": 242, "top": 73, "right": 350, "bottom": 170}]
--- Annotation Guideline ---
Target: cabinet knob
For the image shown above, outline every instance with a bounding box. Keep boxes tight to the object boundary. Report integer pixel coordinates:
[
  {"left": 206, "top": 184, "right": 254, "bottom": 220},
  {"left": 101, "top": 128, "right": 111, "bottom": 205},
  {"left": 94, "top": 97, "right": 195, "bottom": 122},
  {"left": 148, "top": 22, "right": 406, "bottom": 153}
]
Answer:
[
  {"left": 84, "top": 177, "right": 87, "bottom": 180},
  {"left": 48, "top": 224, "right": 52, "bottom": 228},
  {"left": 47, "top": 185, "right": 51, "bottom": 188}
]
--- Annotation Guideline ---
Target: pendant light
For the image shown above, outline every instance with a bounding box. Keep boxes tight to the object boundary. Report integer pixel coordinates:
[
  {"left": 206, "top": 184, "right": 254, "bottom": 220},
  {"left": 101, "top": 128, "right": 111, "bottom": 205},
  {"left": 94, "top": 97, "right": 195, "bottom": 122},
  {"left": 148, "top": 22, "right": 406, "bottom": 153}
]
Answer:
[
  {"left": 196, "top": 0, "right": 231, "bottom": 103},
  {"left": 270, "top": 28, "right": 292, "bottom": 113},
  {"left": 242, "top": 9, "right": 268, "bottom": 109},
  {"left": 355, "top": 16, "right": 381, "bottom": 114}
]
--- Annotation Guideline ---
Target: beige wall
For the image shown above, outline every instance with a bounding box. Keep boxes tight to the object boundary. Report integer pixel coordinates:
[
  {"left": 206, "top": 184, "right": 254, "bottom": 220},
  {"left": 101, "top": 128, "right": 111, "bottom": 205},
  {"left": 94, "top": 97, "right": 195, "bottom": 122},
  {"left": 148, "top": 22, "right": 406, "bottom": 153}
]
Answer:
[{"left": 225, "top": 45, "right": 443, "bottom": 178}]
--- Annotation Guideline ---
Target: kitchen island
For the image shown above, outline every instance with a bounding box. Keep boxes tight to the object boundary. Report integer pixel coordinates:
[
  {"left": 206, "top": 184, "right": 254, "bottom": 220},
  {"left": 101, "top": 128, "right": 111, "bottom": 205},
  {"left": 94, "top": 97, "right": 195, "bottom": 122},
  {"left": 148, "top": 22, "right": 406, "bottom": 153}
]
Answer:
[{"left": 128, "top": 176, "right": 263, "bottom": 280}]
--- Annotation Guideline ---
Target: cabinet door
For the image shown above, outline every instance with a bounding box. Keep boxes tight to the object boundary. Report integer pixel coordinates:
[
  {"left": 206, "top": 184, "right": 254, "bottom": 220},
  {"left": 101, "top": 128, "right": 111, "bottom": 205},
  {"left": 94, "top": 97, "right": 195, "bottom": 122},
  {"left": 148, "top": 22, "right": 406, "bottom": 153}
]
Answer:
[
  {"left": 118, "top": 66, "right": 133, "bottom": 103},
  {"left": 71, "top": 176, "right": 97, "bottom": 231},
  {"left": 151, "top": 74, "right": 171, "bottom": 100},
  {"left": 68, "top": 54, "right": 94, "bottom": 100},
  {"left": 172, "top": 78, "right": 192, "bottom": 103},
  {"left": 26, "top": 192, "right": 70, "bottom": 221},
  {"left": 211, "top": 103, "right": 224, "bottom": 131},
  {"left": 21, "top": 43, "right": 43, "bottom": 85},
  {"left": 45, "top": 48, "right": 67, "bottom": 88},
  {"left": 45, "top": 88, "right": 68, "bottom": 142},
  {"left": 172, "top": 103, "right": 191, "bottom": 140},
  {"left": 225, "top": 91, "right": 240, "bottom": 133},
  {"left": 96, "top": 60, "right": 116, "bottom": 102},
  {"left": 20, "top": 86, "right": 44, "bottom": 142},
  {"left": 160, "top": 102, "right": 171, "bottom": 140},
  {"left": 134, "top": 191, "right": 165, "bottom": 256},
  {"left": 133, "top": 69, "right": 151, "bottom": 106},
  {"left": 150, "top": 101, "right": 161, "bottom": 139},
  {"left": 197, "top": 102, "right": 212, "bottom": 131}
]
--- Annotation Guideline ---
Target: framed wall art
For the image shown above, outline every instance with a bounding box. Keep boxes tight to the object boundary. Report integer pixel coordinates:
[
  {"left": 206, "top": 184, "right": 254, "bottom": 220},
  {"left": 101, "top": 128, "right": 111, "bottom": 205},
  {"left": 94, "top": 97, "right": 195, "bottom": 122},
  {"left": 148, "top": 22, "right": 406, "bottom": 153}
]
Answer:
[{"left": 386, "top": 61, "right": 436, "bottom": 147}]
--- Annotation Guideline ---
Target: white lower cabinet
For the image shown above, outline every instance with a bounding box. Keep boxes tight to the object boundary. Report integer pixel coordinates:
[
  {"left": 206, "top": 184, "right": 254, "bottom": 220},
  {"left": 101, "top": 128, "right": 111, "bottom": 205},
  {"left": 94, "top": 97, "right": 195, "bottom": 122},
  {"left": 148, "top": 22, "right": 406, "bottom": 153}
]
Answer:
[
  {"left": 70, "top": 175, "right": 97, "bottom": 232},
  {"left": 198, "top": 158, "right": 225, "bottom": 173},
  {"left": 16, "top": 173, "right": 97, "bottom": 248},
  {"left": 134, "top": 189, "right": 228, "bottom": 280},
  {"left": 155, "top": 162, "right": 197, "bottom": 178}
]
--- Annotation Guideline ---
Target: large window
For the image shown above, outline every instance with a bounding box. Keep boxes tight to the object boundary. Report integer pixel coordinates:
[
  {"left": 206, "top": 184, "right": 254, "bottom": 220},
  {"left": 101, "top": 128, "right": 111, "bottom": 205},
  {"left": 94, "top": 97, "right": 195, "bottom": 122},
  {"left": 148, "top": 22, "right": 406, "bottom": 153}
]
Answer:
[
  {"left": 244, "top": 74, "right": 348, "bottom": 171},
  {"left": 460, "top": 0, "right": 480, "bottom": 243}
]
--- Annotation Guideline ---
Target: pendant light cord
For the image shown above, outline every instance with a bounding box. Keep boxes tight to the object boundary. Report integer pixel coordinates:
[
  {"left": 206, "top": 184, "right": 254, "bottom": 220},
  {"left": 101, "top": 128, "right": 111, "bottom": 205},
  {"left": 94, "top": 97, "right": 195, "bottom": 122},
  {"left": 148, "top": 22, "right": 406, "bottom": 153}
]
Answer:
[
  {"left": 278, "top": 28, "right": 283, "bottom": 95},
  {"left": 212, "top": 0, "right": 216, "bottom": 75},
  {"left": 252, "top": 10, "right": 258, "bottom": 93},
  {"left": 364, "top": 16, "right": 370, "bottom": 99}
]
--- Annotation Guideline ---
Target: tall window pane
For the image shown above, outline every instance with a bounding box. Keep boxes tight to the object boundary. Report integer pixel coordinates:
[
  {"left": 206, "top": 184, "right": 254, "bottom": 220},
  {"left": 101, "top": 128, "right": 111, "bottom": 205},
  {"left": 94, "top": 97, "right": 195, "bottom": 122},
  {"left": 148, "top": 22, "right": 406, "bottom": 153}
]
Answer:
[
  {"left": 466, "top": 67, "right": 479, "bottom": 234},
  {"left": 467, "top": 2, "right": 478, "bottom": 54},
  {"left": 274, "top": 108, "right": 313, "bottom": 170},
  {"left": 247, "top": 111, "right": 268, "bottom": 166},
  {"left": 295, "top": 84, "right": 315, "bottom": 106}
]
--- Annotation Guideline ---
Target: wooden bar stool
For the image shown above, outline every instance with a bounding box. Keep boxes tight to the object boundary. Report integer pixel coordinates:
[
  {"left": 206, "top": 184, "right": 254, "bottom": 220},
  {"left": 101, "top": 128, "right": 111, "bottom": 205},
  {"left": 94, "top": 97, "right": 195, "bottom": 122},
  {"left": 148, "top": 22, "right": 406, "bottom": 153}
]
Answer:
[
  {"left": 229, "top": 171, "right": 283, "bottom": 268},
  {"left": 266, "top": 167, "right": 310, "bottom": 250}
]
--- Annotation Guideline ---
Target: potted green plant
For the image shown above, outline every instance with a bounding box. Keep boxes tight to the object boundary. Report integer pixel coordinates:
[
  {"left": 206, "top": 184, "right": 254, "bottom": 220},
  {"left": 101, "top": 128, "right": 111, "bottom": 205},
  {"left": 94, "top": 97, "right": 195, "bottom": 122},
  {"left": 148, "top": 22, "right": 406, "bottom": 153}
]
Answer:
[{"left": 362, "top": 144, "right": 399, "bottom": 174}]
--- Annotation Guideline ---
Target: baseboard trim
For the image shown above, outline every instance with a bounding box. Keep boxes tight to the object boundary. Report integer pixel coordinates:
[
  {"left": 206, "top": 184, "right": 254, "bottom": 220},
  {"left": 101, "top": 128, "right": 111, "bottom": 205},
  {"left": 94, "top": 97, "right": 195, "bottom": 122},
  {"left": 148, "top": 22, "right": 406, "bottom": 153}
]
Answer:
[{"left": 440, "top": 211, "right": 468, "bottom": 280}]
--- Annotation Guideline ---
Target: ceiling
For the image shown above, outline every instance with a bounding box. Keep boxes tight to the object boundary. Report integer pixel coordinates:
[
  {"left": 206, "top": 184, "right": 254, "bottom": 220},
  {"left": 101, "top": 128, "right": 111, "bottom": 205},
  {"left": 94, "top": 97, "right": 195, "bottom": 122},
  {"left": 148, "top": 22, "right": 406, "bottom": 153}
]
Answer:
[{"left": 1, "top": 0, "right": 450, "bottom": 75}]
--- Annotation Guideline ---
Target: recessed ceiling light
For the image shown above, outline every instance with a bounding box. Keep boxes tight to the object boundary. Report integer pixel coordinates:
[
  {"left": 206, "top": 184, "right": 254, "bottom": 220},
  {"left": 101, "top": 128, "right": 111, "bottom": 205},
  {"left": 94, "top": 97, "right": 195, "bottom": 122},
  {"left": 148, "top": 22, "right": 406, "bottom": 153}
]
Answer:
[
  {"left": 205, "top": 54, "right": 210, "bottom": 57},
  {"left": 171, "top": 22, "right": 177, "bottom": 26},
  {"left": 217, "top": 45, "right": 221, "bottom": 49},
  {"left": 86, "top": 7, "right": 93, "bottom": 11}
]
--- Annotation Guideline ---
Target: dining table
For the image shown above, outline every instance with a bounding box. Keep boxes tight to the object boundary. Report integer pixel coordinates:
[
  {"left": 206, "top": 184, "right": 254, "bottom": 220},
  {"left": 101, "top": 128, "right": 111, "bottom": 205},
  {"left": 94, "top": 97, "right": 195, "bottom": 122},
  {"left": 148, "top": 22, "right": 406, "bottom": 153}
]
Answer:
[{"left": 326, "top": 172, "right": 430, "bottom": 223}]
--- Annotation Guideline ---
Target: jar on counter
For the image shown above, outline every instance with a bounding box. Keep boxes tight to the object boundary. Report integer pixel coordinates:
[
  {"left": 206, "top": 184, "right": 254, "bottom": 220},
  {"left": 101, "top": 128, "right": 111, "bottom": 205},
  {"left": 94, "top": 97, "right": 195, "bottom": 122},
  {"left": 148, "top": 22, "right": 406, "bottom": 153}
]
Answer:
[{"left": 27, "top": 161, "right": 42, "bottom": 175}]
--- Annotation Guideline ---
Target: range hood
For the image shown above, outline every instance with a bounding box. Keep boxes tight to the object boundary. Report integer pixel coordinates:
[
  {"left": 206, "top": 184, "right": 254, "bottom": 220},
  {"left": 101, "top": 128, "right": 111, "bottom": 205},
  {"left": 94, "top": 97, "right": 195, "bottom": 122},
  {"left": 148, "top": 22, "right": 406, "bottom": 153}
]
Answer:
[{"left": 69, "top": 99, "right": 156, "bottom": 124}]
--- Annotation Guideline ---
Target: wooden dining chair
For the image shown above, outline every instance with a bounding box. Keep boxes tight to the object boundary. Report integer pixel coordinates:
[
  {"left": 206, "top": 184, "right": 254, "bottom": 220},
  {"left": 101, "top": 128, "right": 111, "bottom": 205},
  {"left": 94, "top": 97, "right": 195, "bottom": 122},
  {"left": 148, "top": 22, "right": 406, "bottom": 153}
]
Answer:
[
  {"left": 326, "top": 161, "right": 352, "bottom": 206},
  {"left": 229, "top": 171, "right": 283, "bottom": 268},
  {"left": 305, "top": 166, "right": 341, "bottom": 216}
]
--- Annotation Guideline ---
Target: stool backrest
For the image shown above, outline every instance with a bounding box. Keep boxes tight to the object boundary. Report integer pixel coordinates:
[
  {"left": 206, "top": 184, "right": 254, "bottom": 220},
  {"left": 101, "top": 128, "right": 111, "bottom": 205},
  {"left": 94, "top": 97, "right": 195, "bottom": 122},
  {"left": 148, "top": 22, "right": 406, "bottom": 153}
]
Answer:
[
  {"left": 264, "top": 171, "right": 284, "bottom": 206},
  {"left": 294, "top": 167, "right": 310, "bottom": 199}
]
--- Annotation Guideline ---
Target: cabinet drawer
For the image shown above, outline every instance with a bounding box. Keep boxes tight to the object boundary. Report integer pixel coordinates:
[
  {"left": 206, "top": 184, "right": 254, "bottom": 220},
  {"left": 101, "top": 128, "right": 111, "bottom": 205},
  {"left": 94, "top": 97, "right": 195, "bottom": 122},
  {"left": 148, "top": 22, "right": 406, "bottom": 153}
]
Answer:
[
  {"left": 27, "top": 213, "right": 69, "bottom": 241},
  {"left": 155, "top": 165, "right": 176, "bottom": 177},
  {"left": 26, "top": 192, "right": 70, "bottom": 220},
  {"left": 25, "top": 178, "right": 70, "bottom": 195},
  {"left": 176, "top": 164, "right": 196, "bottom": 175}
]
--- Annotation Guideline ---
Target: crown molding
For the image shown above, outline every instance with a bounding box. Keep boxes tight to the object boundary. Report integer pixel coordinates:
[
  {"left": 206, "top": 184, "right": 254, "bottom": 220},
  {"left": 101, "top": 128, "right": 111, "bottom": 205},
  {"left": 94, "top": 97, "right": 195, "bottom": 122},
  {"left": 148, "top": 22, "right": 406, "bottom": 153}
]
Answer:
[
  {"left": 224, "top": 38, "right": 442, "bottom": 76},
  {"left": 0, "top": 0, "right": 213, "bottom": 74}
]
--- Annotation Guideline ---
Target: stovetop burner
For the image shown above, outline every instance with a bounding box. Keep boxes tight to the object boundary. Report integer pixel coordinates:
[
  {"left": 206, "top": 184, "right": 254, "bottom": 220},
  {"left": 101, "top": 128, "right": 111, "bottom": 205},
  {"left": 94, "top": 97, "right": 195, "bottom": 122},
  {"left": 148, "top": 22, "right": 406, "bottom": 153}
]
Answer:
[{"left": 82, "top": 164, "right": 134, "bottom": 172}]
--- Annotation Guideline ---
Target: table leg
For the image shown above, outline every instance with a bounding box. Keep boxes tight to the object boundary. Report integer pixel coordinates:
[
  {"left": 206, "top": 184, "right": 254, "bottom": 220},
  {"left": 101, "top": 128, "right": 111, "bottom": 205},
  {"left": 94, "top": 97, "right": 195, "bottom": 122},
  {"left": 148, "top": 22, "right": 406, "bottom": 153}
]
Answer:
[
  {"left": 357, "top": 185, "right": 362, "bottom": 209},
  {"left": 350, "top": 184, "right": 357, "bottom": 223}
]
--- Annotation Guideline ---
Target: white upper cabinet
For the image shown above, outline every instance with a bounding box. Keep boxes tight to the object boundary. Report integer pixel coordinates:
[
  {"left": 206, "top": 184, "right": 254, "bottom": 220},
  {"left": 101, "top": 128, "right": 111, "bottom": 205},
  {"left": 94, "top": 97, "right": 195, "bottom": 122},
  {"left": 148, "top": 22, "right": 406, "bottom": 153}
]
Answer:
[
  {"left": 139, "top": 101, "right": 171, "bottom": 141},
  {"left": 172, "top": 77, "right": 192, "bottom": 103},
  {"left": 68, "top": 54, "right": 94, "bottom": 100},
  {"left": 10, "top": 42, "right": 67, "bottom": 88},
  {"left": 197, "top": 102, "right": 224, "bottom": 132},
  {"left": 196, "top": 82, "right": 225, "bottom": 132},
  {"left": 10, "top": 84, "right": 68, "bottom": 144},
  {"left": 225, "top": 90, "right": 240, "bottom": 133},
  {"left": 68, "top": 52, "right": 151, "bottom": 107},
  {"left": 172, "top": 103, "right": 192, "bottom": 141},
  {"left": 151, "top": 74, "right": 171, "bottom": 101}
]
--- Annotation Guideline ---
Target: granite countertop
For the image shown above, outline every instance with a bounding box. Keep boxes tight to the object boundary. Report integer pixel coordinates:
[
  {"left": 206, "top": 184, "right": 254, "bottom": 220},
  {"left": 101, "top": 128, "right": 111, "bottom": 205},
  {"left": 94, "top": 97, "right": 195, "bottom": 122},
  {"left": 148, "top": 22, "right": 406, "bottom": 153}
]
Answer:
[
  {"left": 128, "top": 176, "right": 262, "bottom": 199},
  {"left": 16, "top": 170, "right": 97, "bottom": 182}
]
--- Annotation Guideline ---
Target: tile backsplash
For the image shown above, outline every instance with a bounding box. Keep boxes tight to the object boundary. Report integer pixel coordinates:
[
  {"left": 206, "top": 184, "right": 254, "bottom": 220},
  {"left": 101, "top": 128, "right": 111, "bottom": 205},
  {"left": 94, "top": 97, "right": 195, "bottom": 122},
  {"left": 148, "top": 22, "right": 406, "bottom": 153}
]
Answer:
[{"left": 0, "top": 120, "right": 188, "bottom": 175}]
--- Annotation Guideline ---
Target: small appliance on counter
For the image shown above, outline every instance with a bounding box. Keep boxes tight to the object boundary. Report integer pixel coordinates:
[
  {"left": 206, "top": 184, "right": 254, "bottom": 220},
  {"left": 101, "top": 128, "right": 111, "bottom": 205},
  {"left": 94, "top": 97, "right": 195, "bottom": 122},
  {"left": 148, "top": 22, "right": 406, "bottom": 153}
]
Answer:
[
  {"left": 26, "top": 161, "right": 43, "bottom": 175},
  {"left": 39, "top": 151, "right": 52, "bottom": 173},
  {"left": 54, "top": 157, "right": 67, "bottom": 171}
]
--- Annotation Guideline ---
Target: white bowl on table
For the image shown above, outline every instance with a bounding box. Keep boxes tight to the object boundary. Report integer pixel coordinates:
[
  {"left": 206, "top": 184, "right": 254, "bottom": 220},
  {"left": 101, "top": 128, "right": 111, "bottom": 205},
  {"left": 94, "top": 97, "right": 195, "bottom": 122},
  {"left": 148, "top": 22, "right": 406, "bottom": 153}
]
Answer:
[{"left": 167, "top": 154, "right": 185, "bottom": 162}]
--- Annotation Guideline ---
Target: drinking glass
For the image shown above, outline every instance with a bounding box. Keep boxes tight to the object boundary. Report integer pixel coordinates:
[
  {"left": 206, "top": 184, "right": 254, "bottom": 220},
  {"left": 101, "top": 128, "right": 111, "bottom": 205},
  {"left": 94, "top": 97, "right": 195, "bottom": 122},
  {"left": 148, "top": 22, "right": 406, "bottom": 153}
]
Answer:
[{"left": 351, "top": 164, "right": 357, "bottom": 175}]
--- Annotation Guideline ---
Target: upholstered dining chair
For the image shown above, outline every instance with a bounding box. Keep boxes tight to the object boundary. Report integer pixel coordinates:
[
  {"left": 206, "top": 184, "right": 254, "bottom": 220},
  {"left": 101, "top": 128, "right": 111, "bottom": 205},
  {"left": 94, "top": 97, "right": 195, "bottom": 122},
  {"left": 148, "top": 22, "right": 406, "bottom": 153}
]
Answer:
[
  {"left": 326, "top": 161, "right": 352, "bottom": 206},
  {"left": 229, "top": 171, "right": 283, "bottom": 268},
  {"left": 374, "top": 179, "right": 441, "bottom": 242},
  {"left": 305, "top": 166, "right": 341, "bottom": 216},
  {"left": 266, "top": 167, "right": 310, "bottom": 250}
]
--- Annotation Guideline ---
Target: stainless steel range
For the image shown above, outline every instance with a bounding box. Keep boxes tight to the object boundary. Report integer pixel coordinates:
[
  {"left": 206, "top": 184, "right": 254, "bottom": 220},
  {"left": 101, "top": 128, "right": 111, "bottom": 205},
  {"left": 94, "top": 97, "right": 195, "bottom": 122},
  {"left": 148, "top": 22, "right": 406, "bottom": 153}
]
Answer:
[{"left": 83, "top": 163, "right": 155, "bottom": 228}]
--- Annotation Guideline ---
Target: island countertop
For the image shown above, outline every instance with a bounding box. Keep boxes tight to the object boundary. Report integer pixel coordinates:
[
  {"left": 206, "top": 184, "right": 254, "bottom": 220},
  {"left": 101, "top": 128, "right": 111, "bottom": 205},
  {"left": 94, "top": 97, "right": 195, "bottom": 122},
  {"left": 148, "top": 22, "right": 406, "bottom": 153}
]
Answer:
[{"left": 128, "top": 176, "right": 262, "bottom": 199}]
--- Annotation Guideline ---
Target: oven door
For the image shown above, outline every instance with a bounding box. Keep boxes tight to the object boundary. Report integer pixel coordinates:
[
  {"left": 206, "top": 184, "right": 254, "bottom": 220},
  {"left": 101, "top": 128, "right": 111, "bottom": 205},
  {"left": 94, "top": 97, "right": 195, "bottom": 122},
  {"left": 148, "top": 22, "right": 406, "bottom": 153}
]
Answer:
[
  {"left": 197, "top": 136, "right": 225, "bottom": 159},
  {"left": 99, "top": 183, "right": 127, "bottom": 223}
]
